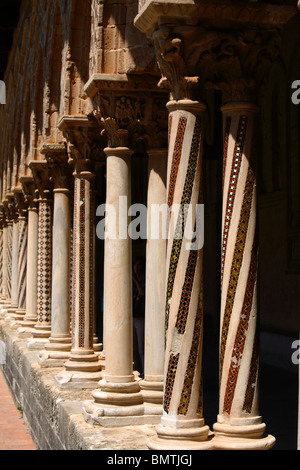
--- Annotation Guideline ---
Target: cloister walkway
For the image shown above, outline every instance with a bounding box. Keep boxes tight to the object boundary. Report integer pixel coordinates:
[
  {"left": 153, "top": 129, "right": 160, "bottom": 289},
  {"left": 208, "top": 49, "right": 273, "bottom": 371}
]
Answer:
[{"left": 0, "top": 369, "right": 36, "bottom": 451}]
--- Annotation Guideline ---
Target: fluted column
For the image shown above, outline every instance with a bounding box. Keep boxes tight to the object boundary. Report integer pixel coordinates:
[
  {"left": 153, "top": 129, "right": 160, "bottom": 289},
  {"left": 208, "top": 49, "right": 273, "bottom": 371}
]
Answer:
[
  {"left": 140, "top": 147, "right": 167, "bottom": 418},
  {"left": 55, "top": 154, "right": 102, "bottom": 389},
  {"left": 39, "top": 152, "right": 72, "bottom": 367},
  {"left": 213, "top": 102, "right": 275, "bottom": 450}
]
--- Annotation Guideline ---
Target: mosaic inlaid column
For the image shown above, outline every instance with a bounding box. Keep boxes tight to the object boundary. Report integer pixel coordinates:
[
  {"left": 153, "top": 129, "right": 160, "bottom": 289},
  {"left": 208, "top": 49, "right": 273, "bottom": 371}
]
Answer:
[
  {"left": 140, "top": 148, "right": 167, "bottom": 418},
  {"left": 148, "top": 99, "right": 212, "bottom": 450},
  {"left": 55, "top": 156, "right": 102, "bottom": 389},
  {"left": 7, "top": 189, "right": 28, "bottom": 324},
  {"left": 16, "top": 214, "right": 28, "bottom": 317},
  {"left": 83, "top": 143, "right": 144, "bottom": 426},
  {"left": 18, "top": 180, "right": 39, "bottom": 329},
  {"left": 40, "top": 159, "right": 72, "bottom": 367},
  {"left": 213, "top": 102, "right": 275, "bottom": 450},
  {"left": 5, "top": 211, "right": 20, "bottom": 319},
  {"left": 27, "top": 163, "right": 53, "bottom": 349}
]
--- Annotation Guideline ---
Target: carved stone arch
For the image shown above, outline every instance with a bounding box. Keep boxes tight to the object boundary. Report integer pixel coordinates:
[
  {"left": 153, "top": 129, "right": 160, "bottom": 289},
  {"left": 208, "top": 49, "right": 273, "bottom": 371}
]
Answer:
[
  {"left": 45, "top": 1, "right": 63, "bottom": 144},
  {"left": 64, "top": 0, "right": 92, "bottom": 115}
]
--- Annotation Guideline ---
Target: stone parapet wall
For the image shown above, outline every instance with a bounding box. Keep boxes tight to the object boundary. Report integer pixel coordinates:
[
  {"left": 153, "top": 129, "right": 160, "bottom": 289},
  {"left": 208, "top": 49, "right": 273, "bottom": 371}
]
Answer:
[{"left": 0, "top": 320, "right": 155, "bottom": 450}]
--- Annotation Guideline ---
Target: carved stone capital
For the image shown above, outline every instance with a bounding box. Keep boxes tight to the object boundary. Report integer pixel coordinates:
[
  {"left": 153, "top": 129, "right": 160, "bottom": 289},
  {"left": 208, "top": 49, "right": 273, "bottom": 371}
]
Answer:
[
  {"left": 19, "top": 175, "right": 37, "bottom": 210},
  {"left": 40, "top": 143, "right": 72, "bottom": 191},
  {"left": 58, "top": 115, "right": 103, "bottom": 173},
  {"left": 135, "top": 0, "right": 297, "bottom": 102},
  {"left": 13, "top": 187, "right": 28, "bottom": 220},
  {"left": 29, "top": 160, "right": 53, "bottom": 201}
]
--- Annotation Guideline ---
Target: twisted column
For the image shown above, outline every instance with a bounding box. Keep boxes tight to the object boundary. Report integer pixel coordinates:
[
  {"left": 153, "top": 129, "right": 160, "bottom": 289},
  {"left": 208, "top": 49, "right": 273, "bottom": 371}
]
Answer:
[
  {"left": 17, "top": 177, "right": 39, "bottom": 330},
  {"left": 213, "top": 102, "right": 275, "bottom": 450},
  {"left": 147, "top": 99, "right": 211, "bottom": 450},
  {"left": 6, "top": 189, "right": 28, "bottom": 322}
]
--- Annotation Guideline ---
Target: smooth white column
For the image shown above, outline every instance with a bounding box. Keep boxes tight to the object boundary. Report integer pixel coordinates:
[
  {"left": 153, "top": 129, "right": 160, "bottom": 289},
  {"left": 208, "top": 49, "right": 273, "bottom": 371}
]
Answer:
[
  {"left": 84, "top": 146, "right": 144, "bottom": 426},
  {"left": 140, "top": 148, "right": 167, "bottom": 417},
  {"left": 40, "top": 187, "right": 72, "bottom": 366}
]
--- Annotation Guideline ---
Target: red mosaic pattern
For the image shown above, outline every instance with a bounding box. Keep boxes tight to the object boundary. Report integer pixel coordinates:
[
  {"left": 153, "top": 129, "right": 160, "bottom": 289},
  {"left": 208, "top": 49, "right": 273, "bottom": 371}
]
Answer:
[
  {"left": 164, "top": 353, "right": 180, "bottom": 413},
  {"left": 221, "top": 116, "right": 248, "bottom": 283},
  {"left": 177, "top": 298, "right": 203, "bottom": 416},
  {"left": 223, "top": 234, "right": 258, "bottom": 414},
  {"left": 175, "top": 248, "right": 198, "bottom": 334},
  {"left": 167, "top": 117, "right": 187, "bottom": 209},
  {"left": 78, "top": 178, "right": 86, "bottom": 348},
  {"left": 220, "top": 166, "right": 255, "bottom": 382},
  {"left": 37, "top": 201, "right": 52, "bottom": 324},
  {"left": 165, "top": 116, "right": 202, "bottom": 336},
  {"left": 89, "top": 181, "right": 95, "bottom": 349},
  {"left": 17, "top": 219, "right": 27, "bottom": 310}
]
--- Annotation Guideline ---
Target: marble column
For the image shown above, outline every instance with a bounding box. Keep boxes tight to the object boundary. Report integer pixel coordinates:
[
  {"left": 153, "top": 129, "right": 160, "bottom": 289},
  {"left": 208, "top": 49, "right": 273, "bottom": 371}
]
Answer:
[
  {"left": 0, "top": 217, "right": 8, "bottom": 309},
  {"left": 39, "top": 158, "right": 72, "bottom": 367},
  {"left": 4, "top": 210, "right": 19, "bottom": 319},
  {"left": 17, "top": 177, "right": 39, "bottom": 330},
  {"left": 140, "top": 148, "right": 167, "bottom": 418},
  {"left": 213, "top": 102, "right": 275, "bottom": 450},
  {"left": 27, "top": 162, "right": 53, "bottom": 349},
  {"left": 6, "top": 188, "right": 28, "bottom": 323},
  {"left": 83, "top": 142, "right": 144, "bottom": 426},
  {"left": 2, "top": 201, "right": 13, "bottom": 311},
  {"left": 147, "top": 99, "right": 212, "bottom": 450},
  {"left": 55, "top": 155, "right": 102, "bottom": 389}
]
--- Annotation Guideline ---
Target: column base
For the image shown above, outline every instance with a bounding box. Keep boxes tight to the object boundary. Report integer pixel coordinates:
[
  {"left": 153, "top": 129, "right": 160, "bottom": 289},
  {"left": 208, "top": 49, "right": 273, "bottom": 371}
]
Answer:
[
  {"left": 55, "top": 370, "right": 103, "bottom": 390},
  {"left": 82, "top": 378, "right": 162, "bottom": 426},
  {"left": 55, "top": 349, "right": 103, "bottom": 389},
  {"left": 147, "top": 420, "right": 214, "bottom": 450},
  {"left": 140, "top": 379, "right": 163, "bottom": 417},
  {"left": 27, "top": 337, "right": 50, "bottom": 350},
  {"left": 38, "top": 350, "right": 71, "bottom": 368},
  {"left": 213, "top": 421, "right": 276, "bottom": 450}
]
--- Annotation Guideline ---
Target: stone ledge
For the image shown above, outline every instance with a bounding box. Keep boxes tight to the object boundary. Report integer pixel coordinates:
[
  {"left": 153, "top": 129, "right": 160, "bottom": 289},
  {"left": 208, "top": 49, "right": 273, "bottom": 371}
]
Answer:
[{"left": 0, "top": 319, "right": 156, "bottom": 450}]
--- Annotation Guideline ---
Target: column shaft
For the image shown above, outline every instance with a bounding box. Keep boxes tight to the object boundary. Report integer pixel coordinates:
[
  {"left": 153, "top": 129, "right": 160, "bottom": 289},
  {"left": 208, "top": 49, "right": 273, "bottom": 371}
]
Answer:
[
  {"left": 22, "top": 207, "right": 39, "bottom": 326},
  {"left": 55, "top": 167, "right": 102, "bottom": 388},
  {"left": 213, "top": 102, "right": 275, "bottom": 450},
  {"left": 41, "top": 188, "right": 72, "bottom": 365},
  {"left": 83, "top": 146, "right": 144, "bottom": 426},
  {"left": 148, "top": 100, "right": 212, "bottom": 450},
  {"left": 140, "top": 148, "right": 167, "bottom": 414}
]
